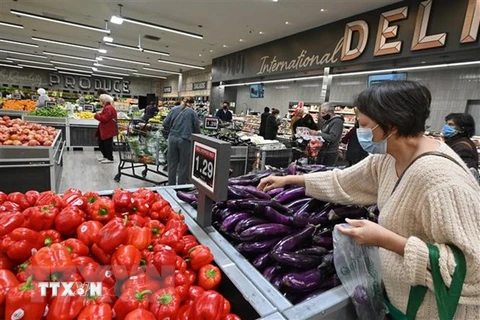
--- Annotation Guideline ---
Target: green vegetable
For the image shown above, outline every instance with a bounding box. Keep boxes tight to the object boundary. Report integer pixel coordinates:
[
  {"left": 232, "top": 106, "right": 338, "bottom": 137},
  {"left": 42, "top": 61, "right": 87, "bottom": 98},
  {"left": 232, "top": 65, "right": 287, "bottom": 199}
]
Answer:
[{"left": 28, "top": 107, "right": 68, "bottom": 118}]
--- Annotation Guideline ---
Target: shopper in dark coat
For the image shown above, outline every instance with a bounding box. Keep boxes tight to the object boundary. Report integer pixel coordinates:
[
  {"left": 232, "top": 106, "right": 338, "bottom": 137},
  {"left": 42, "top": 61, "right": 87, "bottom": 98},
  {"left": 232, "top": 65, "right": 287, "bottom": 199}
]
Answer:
[
  {"left": 215, "top": 101, "right": 233, "bottom": 122},
  {"left": 265, "top": 109, "right": 280, "bottom": 140},
  {"left": 94, "top": 94, "right": 118, "bottom": 163},
  {"left": 342, "top": 120, "right": 368, "bottom": 166},
  {"left": 259, "top": 107, "right": 270, "bottom": 138},
  {"left": 143, "top": 101, "right": 158, "bottom": 122},
  {"left": 313, "top": 103, "right": 344, "bottom": 166},
  {"left": 443, "top": 113, "right": 478, "bottom": 169},
  {"left": 294, "top": 112, "right": 317, "bottom": 132}
]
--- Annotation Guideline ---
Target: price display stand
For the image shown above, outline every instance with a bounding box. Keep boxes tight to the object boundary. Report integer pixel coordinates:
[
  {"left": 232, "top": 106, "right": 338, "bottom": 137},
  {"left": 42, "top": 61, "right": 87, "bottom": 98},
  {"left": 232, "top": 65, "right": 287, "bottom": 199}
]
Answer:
[{"left": 190, "top": 134, "right": 231, "bottom": 227}]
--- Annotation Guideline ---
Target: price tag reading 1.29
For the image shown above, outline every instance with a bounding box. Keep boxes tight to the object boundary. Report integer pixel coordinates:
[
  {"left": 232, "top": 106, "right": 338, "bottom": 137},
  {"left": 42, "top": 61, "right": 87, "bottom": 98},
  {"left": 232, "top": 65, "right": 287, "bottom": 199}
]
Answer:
[{"left": 192, "top": 141, "right": 217, "bottom": 193}]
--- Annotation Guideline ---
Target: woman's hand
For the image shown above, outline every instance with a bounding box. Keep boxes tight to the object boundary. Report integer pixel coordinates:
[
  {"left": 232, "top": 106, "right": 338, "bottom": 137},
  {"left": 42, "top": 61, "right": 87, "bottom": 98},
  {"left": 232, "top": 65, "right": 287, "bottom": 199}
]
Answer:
[
  {"left": 338, "top": 219, "right": 407, "bottom": 255},
  {"left": 257, "top": 176, "right": 289, "bottom": 192}
]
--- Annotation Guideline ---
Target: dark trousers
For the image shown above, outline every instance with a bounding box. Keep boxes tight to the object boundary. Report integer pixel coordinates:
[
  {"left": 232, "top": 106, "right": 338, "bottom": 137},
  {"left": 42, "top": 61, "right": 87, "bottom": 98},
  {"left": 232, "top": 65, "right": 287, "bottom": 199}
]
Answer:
[
  {"left": 98, "top": 137, "right": 114, "bottom": 160},
  {"left": 167, "top": 136, "right": 191, "bottom": 185},
  {"left": 317, "top": 151, "right": 338, "bottom": 166}
]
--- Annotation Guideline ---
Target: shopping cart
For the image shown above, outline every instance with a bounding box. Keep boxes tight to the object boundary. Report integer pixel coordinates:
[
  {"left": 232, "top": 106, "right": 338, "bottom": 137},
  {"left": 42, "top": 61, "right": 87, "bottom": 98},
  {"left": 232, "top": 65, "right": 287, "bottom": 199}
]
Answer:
[{"left": 113, "top": 119, "right": 168, "bottom": 185}]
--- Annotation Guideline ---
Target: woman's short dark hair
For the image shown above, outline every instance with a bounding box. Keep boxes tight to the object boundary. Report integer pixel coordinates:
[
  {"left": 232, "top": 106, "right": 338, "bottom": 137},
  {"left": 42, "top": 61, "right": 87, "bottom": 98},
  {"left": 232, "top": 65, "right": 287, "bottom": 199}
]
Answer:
[
  {"left": 272, "top": 108, "right": 280, "bottom": 115},
  {"left": 445, "top": 113, "right": 476, "bottom": 138},
  {"left": 264, "top": 107, "right": 270, "bottom": 113},
  {"left": 355, "top": 80, "right": 431, "bottom": 137}
]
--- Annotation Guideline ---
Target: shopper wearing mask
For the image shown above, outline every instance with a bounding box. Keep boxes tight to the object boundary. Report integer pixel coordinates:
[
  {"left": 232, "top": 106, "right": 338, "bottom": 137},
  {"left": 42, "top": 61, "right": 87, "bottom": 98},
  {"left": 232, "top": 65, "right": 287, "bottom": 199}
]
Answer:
[
  {"left": 215, "top": 101, "right": 233, "bottom": 122},
  {"left": 163, "top": 97, "right": 200, "bottom": 185},
  {"left": 312, "top": 103, "right": 344, "bottom": 165},
  {"left": 342, "top": 118, "right": 368, "bottom": 166},
  {"left": 294, "top": 111, "right": 318, "bottom": 131},
  {"left": 143, "top": 101, "right": 158, "bottom": 122},
  {"left": 94, "top": 94, "right": 118, "bottom": 163},
  {"left": 36, "top": 88, "right": 49, "bottom": 108},
  {"left": 264, "top": 108, "right": 280, "bottom": 140},
  {"left": 259, "top": 81, "right": 480, "bottom": 320},
  {"left": 259, "top": 107, "right": 270, "bottom": 138},
  {"left": 442, "top": 113, "right": 478, "bottom": 170}
]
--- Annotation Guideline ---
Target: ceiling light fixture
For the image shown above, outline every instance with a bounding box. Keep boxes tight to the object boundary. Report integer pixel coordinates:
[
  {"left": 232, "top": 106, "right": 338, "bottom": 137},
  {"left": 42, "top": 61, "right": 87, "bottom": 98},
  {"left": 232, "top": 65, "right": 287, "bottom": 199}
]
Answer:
[
  {"left": 17, "top": 64, "right": 56, "bottom": 71},
  {"left": 32, "top": 36, "right": 107, "bottom": 53},
  {"left": 103, "top": 36, "right": 114, "bottom": 43},
  {"left": 115, "top": 17, "right": 203, "bottom": 40},
  {"left": 93, "top": 74, "right": 123, "bottom": 80},
  {"left": 93, "top": 63, "right": 137, "bottom": 72},
  {"left": 0, "top": 63, "right": 22, "bottom": 68},
  {"left": 0, "top": 21, "right": 24, "bottom": 29},
  {"left": 6, "top": 57, "right": 53, "bottom": 66},
  {"left": 143, "top": 67, "right": 181, "bottom": 75},
  {"left": 56, "top": 67, "right": 93, "bottom": 74},
  {"left": 239, "top": 39, "right": 244, "bottom": 42},
  {"left": 285, "top": 21, "right": 290, "bottom": 25},
  {"left": 105, "top": 42, "right": 142, "bottom": 52},
  {"left": 199, "top": 54, "right": 202, "bottom": 57},
  {"left": 259, "top": 31, "right": 264, "bottom": 35},
  {"left": 0, "top": 49, "right": 48, "bottom": 59},
  {"left": 10, "top": 9, "right": 110, "bottom": 33},
  {"left": 157, "top": 59, "right": 204, "bottom": 70},
  {"left": 142, "top": 49, "right": 170, "bottom": 57},
  {"left": 0, "top": 38, "right": 38, "bottom": 48},
  {"left": 100, "top": 56, "right": 150, "bottom": 66},
  {"left": 110, "top": 16, "right": 124, "bottom": 25},
  {"left": 272, "top": 0, "right": 279, "bottom": 2},
  {"left": 94, "top": 70, "right": 130, "bottom": 76},
  {"left": 51, "top": 61, "right": 94, "bottom": 69},
  {"left": 58, "top": 71, "right": 92, "bottom": 77},
  {"left": 132, "top": 72, "right": 167, "bottom": 79},
  {"left": 210, "top": 49, "right": 213, "bottom": 53},
  {"left": 222, "top": 44, "right": 228, "bottom": 48},
  {"left": 43, "top": 51, "right": 97, "bottom": 62},
  {"left": 320, "top": 8, "right": 326, "bottom": 12},
  {"left": 92, "top": 67, "right": 98, "bottom": 71}
]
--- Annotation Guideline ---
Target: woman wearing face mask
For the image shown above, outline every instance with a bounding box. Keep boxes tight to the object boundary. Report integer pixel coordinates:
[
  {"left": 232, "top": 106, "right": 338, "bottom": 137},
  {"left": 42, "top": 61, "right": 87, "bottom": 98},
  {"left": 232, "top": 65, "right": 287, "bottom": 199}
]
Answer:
[
  {"left": 442, "top": 113, "right": 478, "bottom": 169},
  {"left": 258, "top": 81, "right": 480, "bottom": 320}
]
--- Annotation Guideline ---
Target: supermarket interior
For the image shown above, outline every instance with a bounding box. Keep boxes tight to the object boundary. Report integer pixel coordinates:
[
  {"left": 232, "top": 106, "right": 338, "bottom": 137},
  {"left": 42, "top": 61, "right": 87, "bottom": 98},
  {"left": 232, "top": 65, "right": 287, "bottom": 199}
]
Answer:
[{"left": 0, "top": 0, "right": 479, "bottom": 319}]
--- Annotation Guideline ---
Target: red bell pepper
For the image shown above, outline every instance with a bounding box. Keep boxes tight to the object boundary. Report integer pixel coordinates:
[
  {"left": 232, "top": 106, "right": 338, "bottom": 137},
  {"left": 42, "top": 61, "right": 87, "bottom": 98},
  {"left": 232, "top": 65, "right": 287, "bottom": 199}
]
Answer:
[
  {"left": 127, "top": 214, "right": 147, "bottom": 227},
  {"left": 127, "top": 225, "right": 151, "bottom": 251},
  {"left": 55, "top": 206, "right": 86, "bottom": 236},
  {"left": 7, "top": 192, "right": 31, "bottom": 210},
  {"left": 84, "top": 284, "right": 115, "bottom": 307},
  {"left": 166, "top": 219, "right": 189, "bottom": 236},
  {"left": 121, "top": 273, "right": 162, "bottom": 294},
  {"left": 175, "top": 256, "right": 187, "bottom": 273},
  {"left": 129, "top": 198, "right": 151, "bottom": 217},
  {"left": 0, "top": 211, "right": 25, "bottom": 237},
  {"left": 113, "top": 288, "right": 152, "bottom": 320},
  {"left": 187, "top": 245, "right": 214, "bottom": 270},
  {"left": 83, "top": 191, "right": 100, "bottom": 205},
  {"left": 23, "top": 205, "right": 58, "bottom": 231},
  {"left": 0, "top": 191, "right": 7, "bottom": 205},
  {"left": 62, "top": 193, "right": 87, "bottom": 211},
  {"left": 40, "top": 229, "right": 63, "bottom": 247},
  {"left": 125, "top": 308, "right": 156, "bottom": 320},
  {"left": 178, "top": 304, "right": 193, "bottom": 320},
  {"left": 5, "top": 276, "right": 47, "bottom": 320},
  {"left": 2, "top": 228, "right": 44, "bottom": 262},
  {"left": 25, "top": 190, "right": 40, "bottom": 206},
  {"left": 0, "top": 289, "right": 4, "bottom": 320},
  {"left": 111, "top": 245, "right": 142, "bottom": 280},
  {"left": 15, "top": 260, "right": 32, "bottom": 283},
  {"left": 159, "top": 229, "right": 185, "bottom": 253},
  {"left": 135, "top": 188, "right": 157, "bottom": 205},
  {"left": 222, "top": 314, "right": 242, "bottom": 320},
  {"left": 150, "top": 200, "right": 173, "bottom": 221},
  {"left": 72, "top": 256, "right": 100, "bottom": 282},
  {"left": 175, "top": 270, "right": 194, "bottom": 286},
  {"left": 182, "top": 235, "right": 200, "bottom": 256},
  {"left": 76, "top": 220, "right": 103, "bottom": 247},
  {"left": 169, "top": 210, "right": 185, "bottom": 221},
  {"left": 112, "top": 189, "right": 133, "bottom": 213},
  {"left": 0, "top": 269, "right": 20, "bottom": 291},
  {"left": 91, "top": 244, "right": 112, "bottom": 265},
  {"left": 150, "top": 287, "right": 181, "bottom": 320},
  {"left": 0, "top": 252, "right": 14, "bottom": 271},
  {"left": 35, "top": 191, "right": 65, "bottom": 209},
  {"left": 64, "top": 188, "right": 82, "bottom": 196},
  {"left": 62, "top": 238, "right": 89, "bottom": 258},
  {"left": 198, "top": 264, "right": 222, "bottom": 290},
  {"left": 0, "top": 201, "right": 21, "bottom": 212},
  {"left": 78, "top": 302, "right": 112, "bottom": 320},
  {"left": 191, "top": 290, "right": 230, "bottom": 320},
  {"left": 151, "top": 246, "right": 177, "bottom": 279},
  {"left": 185, "top": 269, "right": 197, "bottom": 286},
  {"left": 187, "top": 286, "right": 205, "bottom": 303},
  {"left": 175, "top": 284, "right": 190, "bottom": 302},
  {"left": 47, "top": 283, "right": 86, "bottom": 320},
  {"left": 145, "top": 220, "right": 165, "bottom": 238},
  {"left": 30, "top": 243, "right": 73, "bottom": 281},
  {"left": 97, "top": 216, "right": 129, "bottom": 253},
  {"left": 90, "top": 197, "right": 115, "bottom": 222}
]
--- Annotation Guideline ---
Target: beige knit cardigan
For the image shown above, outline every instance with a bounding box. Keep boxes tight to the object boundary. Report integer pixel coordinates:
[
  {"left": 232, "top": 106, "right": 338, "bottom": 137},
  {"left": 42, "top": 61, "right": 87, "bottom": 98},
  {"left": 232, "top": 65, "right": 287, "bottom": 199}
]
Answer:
[{"left": 304, "top": 143, "right": 480, "bottom": 319}]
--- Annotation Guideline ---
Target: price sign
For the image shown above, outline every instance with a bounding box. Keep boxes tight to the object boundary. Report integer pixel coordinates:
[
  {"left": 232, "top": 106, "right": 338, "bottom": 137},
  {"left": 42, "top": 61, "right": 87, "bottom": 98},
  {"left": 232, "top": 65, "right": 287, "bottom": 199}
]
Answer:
[
  {"left": 204, "top": 117, "right": 219, "bottom": 130},
  {"left": 192, "top": 142, "right": 216, "bottom": 193}
]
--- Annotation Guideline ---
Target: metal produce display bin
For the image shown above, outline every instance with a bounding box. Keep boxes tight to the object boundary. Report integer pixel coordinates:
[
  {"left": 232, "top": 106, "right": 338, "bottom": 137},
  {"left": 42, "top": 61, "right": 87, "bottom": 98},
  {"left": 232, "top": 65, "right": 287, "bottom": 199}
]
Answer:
[
  {"left": 0, "top": 109, "right": 28, "bottom": 119},
  {"left": 164, "top": 187, "right": 357, "bottom": 320},
  {"left": 68, "top": 118, "right": 99, "bottom": 148},
  {"left": 24, "top": 116, "right": 68, "bottom": 147},
  {"left": 0, "top": 130, "right": 65, "bottom": 193},
  {"left": 230, "top": 146, "right": 249, "bottom": 177},
  {"left": 247, "top": 145, "right": 293, "bottom": 172}
]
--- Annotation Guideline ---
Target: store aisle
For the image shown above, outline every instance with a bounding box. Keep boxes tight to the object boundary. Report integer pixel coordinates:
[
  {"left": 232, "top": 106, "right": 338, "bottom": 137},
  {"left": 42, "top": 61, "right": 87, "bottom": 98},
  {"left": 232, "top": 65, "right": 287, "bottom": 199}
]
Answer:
[{"left": 59, "top": 150, "right": 167, "bottom": 193}]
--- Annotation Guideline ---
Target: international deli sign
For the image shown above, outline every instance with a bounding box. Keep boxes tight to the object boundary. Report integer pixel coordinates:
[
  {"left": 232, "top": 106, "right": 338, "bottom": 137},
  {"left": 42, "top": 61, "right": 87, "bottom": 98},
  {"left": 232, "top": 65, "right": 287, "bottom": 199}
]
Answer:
[{"left": 212, "top": 0, "right": 480, "bottom": 82}]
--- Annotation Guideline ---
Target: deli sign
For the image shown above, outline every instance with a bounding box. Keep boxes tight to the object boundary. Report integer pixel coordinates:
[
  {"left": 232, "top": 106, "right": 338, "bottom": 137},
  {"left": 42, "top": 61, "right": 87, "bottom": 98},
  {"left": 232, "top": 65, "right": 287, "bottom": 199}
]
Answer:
[{"left": 212, "top": 0, "right": 480, "bottom": 82}]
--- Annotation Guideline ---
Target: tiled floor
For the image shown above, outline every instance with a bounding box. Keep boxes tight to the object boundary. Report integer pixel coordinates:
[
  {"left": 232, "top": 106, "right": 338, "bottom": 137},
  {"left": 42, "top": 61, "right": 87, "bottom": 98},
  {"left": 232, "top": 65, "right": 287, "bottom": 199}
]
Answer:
[{"left": 59, "top": 150, "right": 168, "bottom": 193}]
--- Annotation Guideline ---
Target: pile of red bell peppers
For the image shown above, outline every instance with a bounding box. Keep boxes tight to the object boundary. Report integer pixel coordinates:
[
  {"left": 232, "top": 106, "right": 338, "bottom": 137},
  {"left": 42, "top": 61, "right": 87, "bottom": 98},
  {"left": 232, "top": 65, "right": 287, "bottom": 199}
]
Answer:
[{"left": 0, "top": 188, "right": 241, "bottom": 320}]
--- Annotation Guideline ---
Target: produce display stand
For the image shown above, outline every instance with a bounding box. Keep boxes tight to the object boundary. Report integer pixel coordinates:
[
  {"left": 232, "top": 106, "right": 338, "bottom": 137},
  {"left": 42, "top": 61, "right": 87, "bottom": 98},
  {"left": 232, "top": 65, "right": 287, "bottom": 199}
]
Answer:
[
  {"left": 230, "top": 145, "right": 249, "bottom": 177},
  {"left": 163, "top": 187, "right": 357, "bottom": 320},
  {"left": 247, "top": 145, "right": 293, "bottom": 172},
  {"left": 68, "top": 118, "right": 99, "bottom": 149},
  {"left": 0, "top": 130, "right": 65, "bottom": 193},
  {"left": 23, "top": 115, "right": 68, "bottom": 148},
  {"left": 0, "top": 109, "right": 29, "bottom": 119}
]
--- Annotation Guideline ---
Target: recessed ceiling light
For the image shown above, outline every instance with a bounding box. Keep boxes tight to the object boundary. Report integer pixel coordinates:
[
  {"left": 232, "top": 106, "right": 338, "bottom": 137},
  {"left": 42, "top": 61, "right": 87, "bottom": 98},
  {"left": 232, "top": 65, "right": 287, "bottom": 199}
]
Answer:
[
  {"left": 17, "top": 64, "right": 56, "bottom": 71},
  {"left": 272, "top": 0, "right": 279, "bottom": 2},
  {"left": 143, "top": 67, "right": 181, "bottom": 75},
  {"left": 93, "top": 63, "right": 137, "bottom": 72},
  {"left": 132, "top": 72, "right": 167, "bottom": 79},
  {"left": 95, "top": 70, "right": 130, "bottom": 77},
  {"left": 320, "top": 8, "right": 326, "bottom": 12},
  {"left": 58, "top": 71, "right": 92, "bottom": 77},
  {"left": 0, "top": 21, "right": 24, "bottom": 29},
  {"left": 259, "top": 31, "right": 264, "bottom": 35},
  {"left": 0, "top": 38, "right": 38, "bottom": 48},
  {"left": 157, "top": 59, "right": 205, "bottom": 70},
  {"left": 92, "top": 67, "right": 98, "bottom": 71},
  {"left": 100, "top": 56, "right": 150, "bottom": 66},
  {"left": 421, "top": 61, "right": 426, "bottom": 64},
  {"left": 44, "top": 52, "right": 96, "bottom": 62},
  {"left": 0, "top": 63, "right": 22, "bottom": 68},
  {"left": 0, "top": 49, "right": 47, "bottom": 59},
  {"left": 51, "top": 61, "right": 93, "bottom": 68},
  {"left": 210, "top": 50, "right": 213, "bottom": 53},
  {"left": 110, "top": 15, "right": 124, "bottom": 25},
  {"left": 285, "top": 21, "right": 290, "bottom": 25},
  {"left": 32, "top": 36, "right": 106, "bottom": 53},
  {"left": 56, "top": 67, "right": 93, "bottom": 74},
  {"left": 93, "top": 73, "right": 123, "bottom": 80},
  {"left": 7, "top": 57, "right": 53, "bottom": 66},
  {"left": 239, "top": 39, "right": 244, "bottom": 42},
  {"left": 103, "top": 36, "right": 114, "bottom": 43},
  {"left": 199, "top": 54, "right": 202, "bottom": 57}
]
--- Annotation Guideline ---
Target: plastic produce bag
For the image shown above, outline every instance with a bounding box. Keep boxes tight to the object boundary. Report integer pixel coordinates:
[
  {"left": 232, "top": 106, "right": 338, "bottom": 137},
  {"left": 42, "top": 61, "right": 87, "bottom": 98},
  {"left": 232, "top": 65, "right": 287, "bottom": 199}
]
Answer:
[{"left": 333, "top": 224, "right": 387, "bottom": 320}]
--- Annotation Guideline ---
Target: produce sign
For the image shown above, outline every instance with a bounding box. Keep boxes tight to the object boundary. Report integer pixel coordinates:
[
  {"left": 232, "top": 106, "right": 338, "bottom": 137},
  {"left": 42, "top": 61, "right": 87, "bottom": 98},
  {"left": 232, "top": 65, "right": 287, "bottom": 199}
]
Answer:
[
  {"left": 0, "top": 116, "right": 57, "bottom": 147},
  {"left": 0, "top": 188, "right": 241, "bottom": 320},
  {"left": 28, "top": 106, "right": 68, "bottom": 118},
  {"left": 177, "top": 163, "right": 379, "bottom": 304},
  {"left": 192, "top": 142, "right": 217, "bottom": 193}
]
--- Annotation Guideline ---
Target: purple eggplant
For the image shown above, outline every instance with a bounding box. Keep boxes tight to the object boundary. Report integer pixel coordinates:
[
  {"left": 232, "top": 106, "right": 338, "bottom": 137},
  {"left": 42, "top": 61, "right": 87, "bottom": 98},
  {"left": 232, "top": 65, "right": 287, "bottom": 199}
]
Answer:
[
  {"left": 242, "top": 238, "right": 281, "bottom": 254},
  {"left": 218, "top": 208, "right": 237, "bottom": 221},
  {"left": 227, "top": 199, "right": 292, "bottom": 215},
  {"left": 235, "top": 217, "right": 268, "bottom": 234},
  {"left": 263, "top": 207, "right": 293, "bottom": 225},
  {"left": 328, "top": 205, "right": 368, "bottom": 221},
  {"left": 233, "top": 185, "right": 271, "bottom": 200},
  {"left": 318, "top": 252, "right": 334, "bottom": 270},
  {"left": 220, "top": 212, "right": 250, "bottom": 232},
  {"left": 292, "top": 211, "right": 311, "bottom": 227},
  {"left": 272, "top": 225, "right": 315, "bottom": 253},
  {"left": 285, "top": 198, "right": 311, "bottom": 210},
  {"left": 295, "top": 246, "right": 328, "bottom": 256},
  {"left": 287, "top": 163, "right": 297, "bottom": 175},
  {"left": 267, "top": 188, "right": 284, "bottom": 197},
  {"left": 271, "top": 251, "right": 322, "bottom": 269},
  {"left": 228, "top": 186, "right": 255, "bottom": 199},
  {"left": 227, "top": 232, "right": 244, "bottom": 242},
  {"left": 228, "top": 178, "right": 254, "bottom": 186},
  {"left": 272, "top": 276, "right": 284, "bottom": 290},
  {"left": 273, "top": 187, "right": 306, "bottom": 204},
  {"left": 282, "top": 268, "right": 326, "bottom": 293},
  {"left": 235, "top": 243, "right": 246, "bottom": 253},
  {"left": 252, "top": 252, "right": 271, "bottom": 270},
  {"left": 263, "top": 265, "right": 282, "bottom": 282},
  {"left": 307, "top": 210, "right": 329, "bottom": 225},
  {"left": 312, "top": 227, "right": 333, "bottom": 249},
  {"left": 176, "top": 191, "right": 198, "bottom": 203},
  {"left": 319, "top": 274, "right": 341, "bottom": 290},
  {"left": 239, "top": 224, "right": 292, "bottom": 241},
  {"left": 251, "top": 170, "right": 275, "bottom": 184}
]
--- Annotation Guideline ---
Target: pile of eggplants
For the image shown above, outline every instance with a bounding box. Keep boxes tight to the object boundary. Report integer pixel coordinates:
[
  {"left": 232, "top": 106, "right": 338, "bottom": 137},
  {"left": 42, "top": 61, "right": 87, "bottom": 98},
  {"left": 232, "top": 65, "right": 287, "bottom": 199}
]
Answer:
[{"left": 176, "top": 165, "right": 378, "bottom": 304}]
